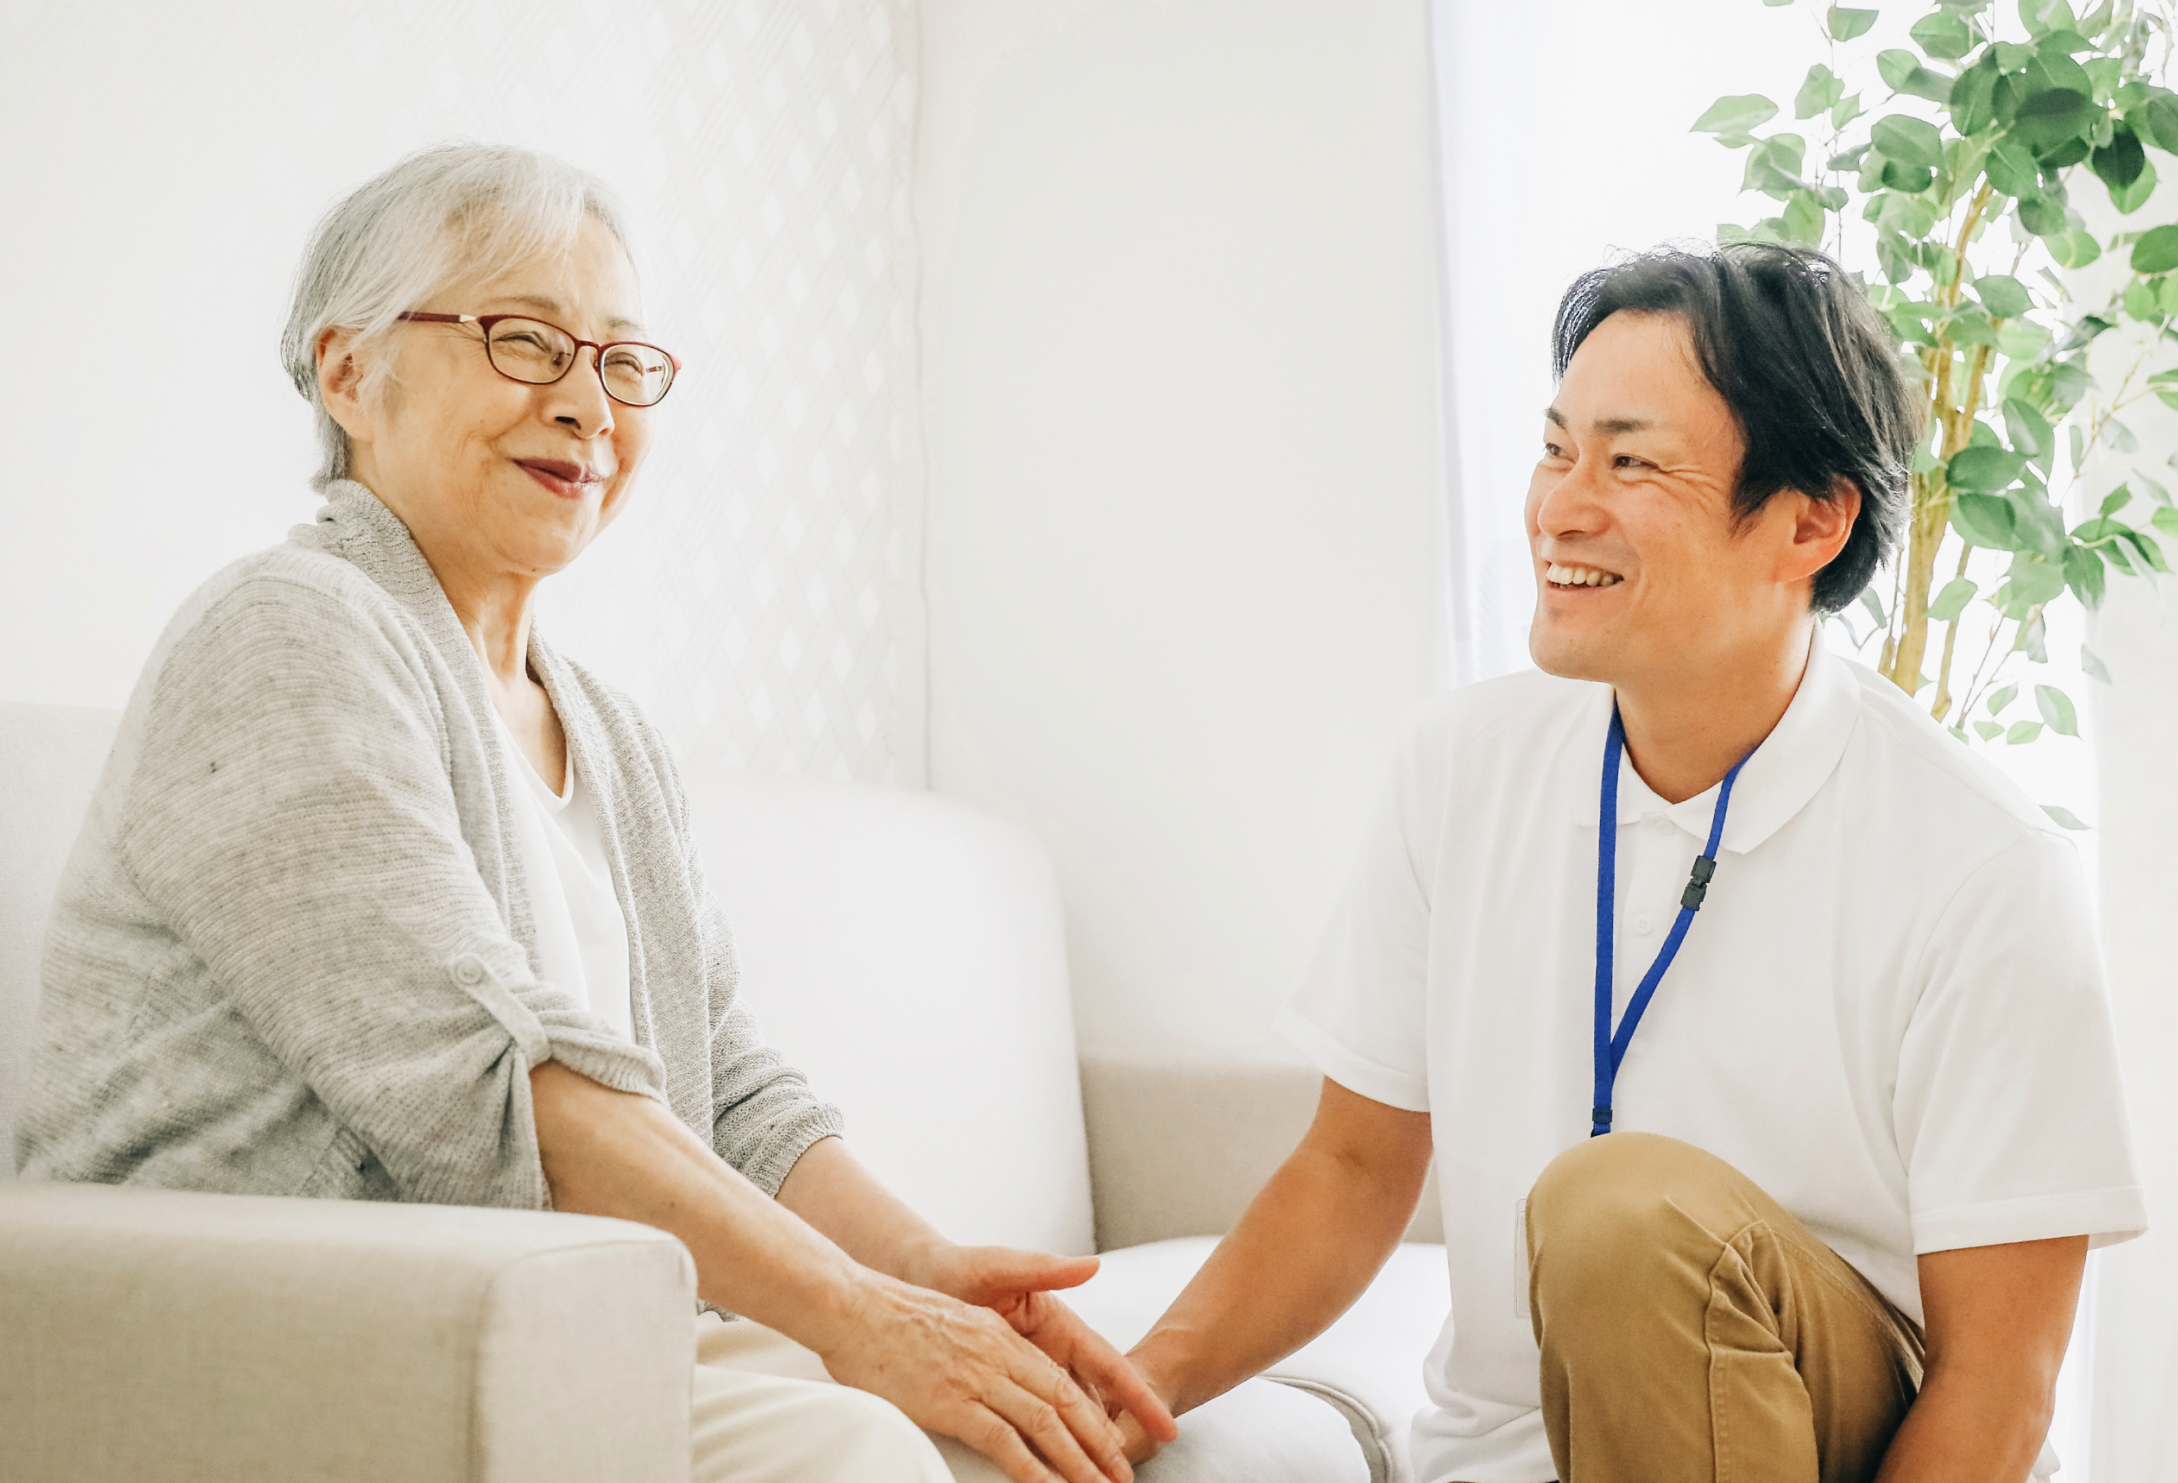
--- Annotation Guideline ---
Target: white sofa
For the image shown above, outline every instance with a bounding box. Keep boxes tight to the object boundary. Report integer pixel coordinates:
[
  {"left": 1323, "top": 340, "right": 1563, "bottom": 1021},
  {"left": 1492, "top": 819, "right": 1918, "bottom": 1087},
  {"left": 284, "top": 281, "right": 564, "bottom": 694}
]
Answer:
[{"left": 0, "top": 700, "right": 1446, "bottom": 1483}]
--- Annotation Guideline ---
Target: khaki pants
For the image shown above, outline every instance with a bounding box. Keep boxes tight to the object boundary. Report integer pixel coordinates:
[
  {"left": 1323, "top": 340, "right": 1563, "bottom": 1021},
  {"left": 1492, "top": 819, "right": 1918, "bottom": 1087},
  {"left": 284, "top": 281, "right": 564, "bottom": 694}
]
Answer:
[
  {"left": 690, "top": 1313, "right": 1010, "bottom": 1483},
  {"left": 1525, "top": 1133, "right": 1924, "bottom": 1483}
]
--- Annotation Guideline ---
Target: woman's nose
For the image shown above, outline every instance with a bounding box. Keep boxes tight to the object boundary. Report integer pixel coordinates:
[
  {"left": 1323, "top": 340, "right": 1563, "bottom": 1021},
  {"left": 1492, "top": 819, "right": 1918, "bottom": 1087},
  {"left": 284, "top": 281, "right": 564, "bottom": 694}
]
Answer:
[{"left": 547, "top": 349, "right": 617, "bottom": 436}]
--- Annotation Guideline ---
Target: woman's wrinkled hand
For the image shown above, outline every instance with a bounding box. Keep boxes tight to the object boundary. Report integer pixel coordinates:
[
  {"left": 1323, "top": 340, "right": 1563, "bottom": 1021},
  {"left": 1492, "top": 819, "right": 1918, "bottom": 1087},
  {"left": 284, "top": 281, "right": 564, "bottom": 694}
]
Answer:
[
  {"left": 911, "top": 1244, "right": 1180, "bottom": 1459},
  {"left": 817, "top": 1267, "right": 1138, "bottom": 1483}
]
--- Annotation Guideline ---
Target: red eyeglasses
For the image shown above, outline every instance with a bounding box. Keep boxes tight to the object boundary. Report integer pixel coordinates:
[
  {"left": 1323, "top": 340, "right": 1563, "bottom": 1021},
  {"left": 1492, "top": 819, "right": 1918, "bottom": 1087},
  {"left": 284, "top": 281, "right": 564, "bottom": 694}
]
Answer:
[{"left": 398, "top": 312, "right": 681, "bottom": 407}]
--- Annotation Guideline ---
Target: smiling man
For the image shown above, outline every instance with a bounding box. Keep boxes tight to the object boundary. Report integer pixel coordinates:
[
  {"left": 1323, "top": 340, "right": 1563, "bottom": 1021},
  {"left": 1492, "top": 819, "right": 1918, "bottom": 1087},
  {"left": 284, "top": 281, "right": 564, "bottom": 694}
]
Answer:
[{"left": 1114, "top": 244, "right": 2146, "bottom": 1483}]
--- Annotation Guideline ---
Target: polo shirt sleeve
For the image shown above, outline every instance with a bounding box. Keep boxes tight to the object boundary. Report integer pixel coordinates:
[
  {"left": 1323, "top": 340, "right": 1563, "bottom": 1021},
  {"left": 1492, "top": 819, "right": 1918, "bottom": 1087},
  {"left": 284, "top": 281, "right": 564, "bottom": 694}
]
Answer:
[
  {"left": 1275, "top": 709, "right": 1446, "bottom": 1114},
  {"left": 1895, "top": 828, "right": 2148, "bottom": 1253}
]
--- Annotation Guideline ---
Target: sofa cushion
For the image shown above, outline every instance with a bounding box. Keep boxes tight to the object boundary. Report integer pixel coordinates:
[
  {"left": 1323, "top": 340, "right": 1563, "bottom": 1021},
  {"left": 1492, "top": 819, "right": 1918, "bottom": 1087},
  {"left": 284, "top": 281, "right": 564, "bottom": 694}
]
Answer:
[{"left": 1064, "top": 1236, "right": 1450, "bottom": 1483}]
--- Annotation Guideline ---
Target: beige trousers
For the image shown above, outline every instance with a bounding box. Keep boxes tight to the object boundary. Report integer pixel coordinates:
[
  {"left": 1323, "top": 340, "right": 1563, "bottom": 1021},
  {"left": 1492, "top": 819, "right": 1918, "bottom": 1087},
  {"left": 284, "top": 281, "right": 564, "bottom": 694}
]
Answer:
[
  {"left": 1524, "top": 1133, "right": 1924, "bottom": 1483},
  {"left": 690, "top": 1313, "right": 1010, "bottom": 1483}
]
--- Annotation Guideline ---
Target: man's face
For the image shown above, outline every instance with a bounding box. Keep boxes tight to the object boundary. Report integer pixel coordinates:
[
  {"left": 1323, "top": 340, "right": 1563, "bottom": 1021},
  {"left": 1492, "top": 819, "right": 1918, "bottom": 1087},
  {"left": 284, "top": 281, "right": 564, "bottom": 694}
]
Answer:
[{"left": 1525, "top": 310, "right": 1805, "bottom": 688}]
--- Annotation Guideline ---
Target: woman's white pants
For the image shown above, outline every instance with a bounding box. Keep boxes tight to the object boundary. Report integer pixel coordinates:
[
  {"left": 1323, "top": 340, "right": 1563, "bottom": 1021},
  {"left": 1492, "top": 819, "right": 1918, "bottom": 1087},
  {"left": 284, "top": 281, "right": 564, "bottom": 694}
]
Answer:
[{"left": 691, "top": 1313, "right": 1010, "bottom": 1483}]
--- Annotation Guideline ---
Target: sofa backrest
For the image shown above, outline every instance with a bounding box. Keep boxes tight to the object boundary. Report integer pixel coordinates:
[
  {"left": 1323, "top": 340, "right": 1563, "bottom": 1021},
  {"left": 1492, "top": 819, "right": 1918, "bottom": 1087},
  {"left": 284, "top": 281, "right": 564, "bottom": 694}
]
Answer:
[
  {"left": 0, "top": 703, "right": 123, "bottom": 1177},
  {"left": 683, "top": 774, "right": 1095, "bottom": 1256},
  {"left": 0, "top": 701, "right": 1096, "bottom": 1253}
]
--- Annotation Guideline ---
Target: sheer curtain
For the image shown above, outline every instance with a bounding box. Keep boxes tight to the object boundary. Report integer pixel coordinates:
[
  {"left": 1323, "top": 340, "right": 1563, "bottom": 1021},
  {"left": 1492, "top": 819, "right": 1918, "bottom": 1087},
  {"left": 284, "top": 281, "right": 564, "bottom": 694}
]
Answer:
[{"left": 1426, "top": 1, "right": 2156, "bottom": 1472}]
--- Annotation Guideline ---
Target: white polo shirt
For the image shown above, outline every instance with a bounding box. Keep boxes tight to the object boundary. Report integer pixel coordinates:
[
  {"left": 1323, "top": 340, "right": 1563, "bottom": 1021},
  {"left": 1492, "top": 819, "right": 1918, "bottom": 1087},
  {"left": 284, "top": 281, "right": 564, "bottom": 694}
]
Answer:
[{"left": 1277, "top": 636, "right": 2146, "bottom": 1483}]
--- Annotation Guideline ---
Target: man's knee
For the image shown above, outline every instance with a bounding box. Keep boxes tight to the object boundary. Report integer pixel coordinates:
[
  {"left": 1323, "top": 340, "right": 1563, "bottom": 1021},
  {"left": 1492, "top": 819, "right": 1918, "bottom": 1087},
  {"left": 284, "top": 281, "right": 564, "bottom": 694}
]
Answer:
[{"left": 1526, "top": 1132, "right": 1745, "bottom": 1310}]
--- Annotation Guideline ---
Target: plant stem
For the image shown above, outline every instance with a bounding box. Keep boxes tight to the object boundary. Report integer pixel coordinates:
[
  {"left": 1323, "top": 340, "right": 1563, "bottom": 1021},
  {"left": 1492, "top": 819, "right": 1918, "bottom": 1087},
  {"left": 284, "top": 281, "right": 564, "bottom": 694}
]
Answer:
[{"left": 1930, "top": 542, "right": 1974, "bottom": 722}]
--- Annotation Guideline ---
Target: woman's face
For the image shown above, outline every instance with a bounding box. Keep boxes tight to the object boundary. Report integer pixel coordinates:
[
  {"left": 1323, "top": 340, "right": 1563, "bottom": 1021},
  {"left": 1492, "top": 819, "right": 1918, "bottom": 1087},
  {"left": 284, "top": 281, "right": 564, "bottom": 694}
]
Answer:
[{"left": 323, "top": 214, "right": 658, "bottom": 584}]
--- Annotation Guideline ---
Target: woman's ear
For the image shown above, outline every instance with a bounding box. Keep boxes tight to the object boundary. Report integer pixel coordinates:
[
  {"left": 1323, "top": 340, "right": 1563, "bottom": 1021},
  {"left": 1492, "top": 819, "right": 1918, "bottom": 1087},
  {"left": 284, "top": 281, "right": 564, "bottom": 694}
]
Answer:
[{"left": 316, "top": 326, "right": 375, "bottom": 445}]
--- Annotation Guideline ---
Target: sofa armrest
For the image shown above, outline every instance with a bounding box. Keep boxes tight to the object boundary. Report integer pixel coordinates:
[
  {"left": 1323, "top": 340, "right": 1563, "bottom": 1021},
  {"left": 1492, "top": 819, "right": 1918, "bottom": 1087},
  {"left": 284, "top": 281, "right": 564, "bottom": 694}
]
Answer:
[
  {"left": 0, "top": 1180, "right": 695, "bottom": 1483},
  {"left": 1079, "top": 1054, "right": 1442, "bottom": 1250}
]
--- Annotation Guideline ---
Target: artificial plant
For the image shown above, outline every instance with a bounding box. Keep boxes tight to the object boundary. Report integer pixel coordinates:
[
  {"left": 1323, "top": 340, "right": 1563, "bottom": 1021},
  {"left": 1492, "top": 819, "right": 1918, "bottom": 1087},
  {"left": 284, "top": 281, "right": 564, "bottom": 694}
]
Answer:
[{"left": 1696, "top": 0, "right": 2178, "bottom": 797}]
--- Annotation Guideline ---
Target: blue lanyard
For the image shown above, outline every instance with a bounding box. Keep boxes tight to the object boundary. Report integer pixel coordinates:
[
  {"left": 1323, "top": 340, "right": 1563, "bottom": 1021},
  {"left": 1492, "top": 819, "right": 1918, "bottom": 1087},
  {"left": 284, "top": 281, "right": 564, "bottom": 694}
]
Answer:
[{"left": 1591, "top": 705, "right": 1755, "bottom": 1138}]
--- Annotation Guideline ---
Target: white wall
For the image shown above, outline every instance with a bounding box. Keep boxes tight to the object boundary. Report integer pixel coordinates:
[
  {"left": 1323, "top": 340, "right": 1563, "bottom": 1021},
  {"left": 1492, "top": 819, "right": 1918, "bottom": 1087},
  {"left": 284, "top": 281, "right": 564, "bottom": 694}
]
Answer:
[
  {"left": 917, "top": 0, "right": 1443, "bottom": 1062},
  {"left": 0, "top": 0, "right": 928, "bottom": 785}
]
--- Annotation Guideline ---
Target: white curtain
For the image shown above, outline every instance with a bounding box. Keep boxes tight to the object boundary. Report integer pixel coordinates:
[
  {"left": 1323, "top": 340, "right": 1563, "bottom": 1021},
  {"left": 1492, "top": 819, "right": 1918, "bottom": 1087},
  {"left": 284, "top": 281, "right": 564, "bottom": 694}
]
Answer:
[{"left": 2, "top": 0, "right": 929, "bottom": 786}]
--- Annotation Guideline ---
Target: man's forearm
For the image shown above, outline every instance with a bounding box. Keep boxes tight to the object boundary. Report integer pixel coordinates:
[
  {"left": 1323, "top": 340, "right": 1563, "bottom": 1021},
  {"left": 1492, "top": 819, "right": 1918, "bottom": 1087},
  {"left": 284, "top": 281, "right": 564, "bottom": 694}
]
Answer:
[
  {"left": 1130, "top": 1080, "right": 1431, "bottom": 1416},
  {"left": 1872, "top": 1364, "right": 2056, "bottom": 1483}
]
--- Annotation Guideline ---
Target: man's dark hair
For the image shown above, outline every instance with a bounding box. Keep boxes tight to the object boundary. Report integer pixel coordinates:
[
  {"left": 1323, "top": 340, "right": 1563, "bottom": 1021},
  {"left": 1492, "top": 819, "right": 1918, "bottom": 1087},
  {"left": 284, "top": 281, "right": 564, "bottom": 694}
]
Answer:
[{"left": 1550, "top": 242, "right": 1923, "bottom": 613}]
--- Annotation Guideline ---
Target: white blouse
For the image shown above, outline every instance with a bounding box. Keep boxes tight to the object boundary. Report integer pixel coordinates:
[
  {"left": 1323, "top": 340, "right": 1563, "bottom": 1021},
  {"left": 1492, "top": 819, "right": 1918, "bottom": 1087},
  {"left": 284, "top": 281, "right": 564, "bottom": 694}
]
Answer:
[{"left": 493, "top": 711, "right": 634, "bottom": 1042}]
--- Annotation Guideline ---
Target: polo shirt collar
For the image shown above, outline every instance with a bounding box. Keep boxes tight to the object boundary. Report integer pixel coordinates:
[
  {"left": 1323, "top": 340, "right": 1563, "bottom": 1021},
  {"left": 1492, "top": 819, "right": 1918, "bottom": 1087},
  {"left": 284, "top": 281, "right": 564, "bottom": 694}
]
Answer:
[{"left": 1571, "top": 633, "right": 1860, "bottom": 857}]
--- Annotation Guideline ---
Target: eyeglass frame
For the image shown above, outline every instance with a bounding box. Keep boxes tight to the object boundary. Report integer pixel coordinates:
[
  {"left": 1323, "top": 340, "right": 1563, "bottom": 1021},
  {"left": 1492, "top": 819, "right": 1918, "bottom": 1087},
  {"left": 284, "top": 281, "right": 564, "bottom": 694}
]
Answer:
[{"left": 395, "top": 311, "right": 683, "bottom": 407}]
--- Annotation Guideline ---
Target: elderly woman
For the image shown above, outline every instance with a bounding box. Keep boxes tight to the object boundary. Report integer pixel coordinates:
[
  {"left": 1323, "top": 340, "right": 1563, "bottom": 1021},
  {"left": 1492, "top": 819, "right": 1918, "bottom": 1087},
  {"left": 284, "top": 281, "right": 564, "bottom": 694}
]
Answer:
[{"left": 18, "top": 144, "right": 1171, "bottom": 1483}]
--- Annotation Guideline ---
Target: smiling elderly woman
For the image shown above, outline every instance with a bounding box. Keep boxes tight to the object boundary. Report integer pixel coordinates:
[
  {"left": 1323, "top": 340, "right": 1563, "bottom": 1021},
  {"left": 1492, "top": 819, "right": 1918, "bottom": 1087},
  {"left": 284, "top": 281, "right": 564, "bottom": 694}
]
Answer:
[{"left": 17, "top": 144, "right": 1169, "bottom": 1483}]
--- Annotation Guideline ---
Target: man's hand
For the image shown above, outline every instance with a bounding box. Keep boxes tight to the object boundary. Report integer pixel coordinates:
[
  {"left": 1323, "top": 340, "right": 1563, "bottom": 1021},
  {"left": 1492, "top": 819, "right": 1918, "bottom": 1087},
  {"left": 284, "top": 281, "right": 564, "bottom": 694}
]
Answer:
[
  {"left": 911, "top": 1245, "right": 1181, "bottom": 1456},
  {"left": 816, "top": 1267, "right": 1139, "bottom": 1483}
]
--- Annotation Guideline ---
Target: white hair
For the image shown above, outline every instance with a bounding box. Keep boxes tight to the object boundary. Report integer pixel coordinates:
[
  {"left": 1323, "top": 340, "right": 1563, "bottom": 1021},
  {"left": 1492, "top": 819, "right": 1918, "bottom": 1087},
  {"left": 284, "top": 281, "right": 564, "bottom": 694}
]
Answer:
[{"left": 279, "top": 143, "right": 636, "bottom": 488}]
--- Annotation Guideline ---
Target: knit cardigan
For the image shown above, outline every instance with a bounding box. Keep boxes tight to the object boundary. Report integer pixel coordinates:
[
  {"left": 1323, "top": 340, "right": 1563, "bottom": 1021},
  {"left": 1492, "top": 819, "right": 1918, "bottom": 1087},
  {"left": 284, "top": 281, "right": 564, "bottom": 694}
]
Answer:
[{"left": 18, "top": 480, "right": 843, "bottom": 1207}]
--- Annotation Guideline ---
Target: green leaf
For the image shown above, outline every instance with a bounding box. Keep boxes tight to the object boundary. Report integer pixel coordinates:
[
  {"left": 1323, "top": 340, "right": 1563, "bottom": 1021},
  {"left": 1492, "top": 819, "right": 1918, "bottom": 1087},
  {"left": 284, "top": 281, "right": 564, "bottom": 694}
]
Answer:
[
  {"left": 1877, "top": 49, "right": 1959, "bottom": 103},
  {"left": 1974, "top": 719, "right": 2005, "bottom": 740},
  {"left": 1947, "top": 311, "right": 2002, "bottom": 346},
  {"left": 2157, "top": 273, "right": 2178, "bottom": 317},
  {"left": 1832, "top": 91, "right": 1866, "bottom": 129},
  {"left": 1860, "top": 588, "right": 1887, "bottom": 630},
  {"left": 2132, "top": 225, "right": 2178, "bottom": 272},
  {"left": 2111, "top": 159, "right": 2159, "bottom": 214},
  {"left": 1977, "top": 273, "right": 2033, "bottom": 319},
  {"left": 1912, "top": 10, "right": 1976, "bottom": 58},
  {"left": 1828, "top": 6, "right": 1880, "bottom": 41},
  {"left": 1744, "top": 134, "right": 1810, "bottom": 198},
  {"left": 2153, "top": 506, "right": 2178, "bottom": 538},
  {"left": 2017, "top": 194, "right": 2071, "bottom": 236},
  {"left": 1872, "top": 113, "right": 1948, "bottom": 168},
  {"left": 2135, "top": 472, "right": 2171, "bottom": 507},
  {"left": 1694, "top": 94, "right": 1779, "bottom": 137},
  {"left": 1881, "top": 157, "right": 1938, "bottom": 194},
  {"left": 2021, "top": 611, "right": 2050, "bottom": 663},
  {"left": 1953, "top": 492, "right": 2021, "bottom": 548},
  {"left": 1985, "top": 137, "right": 2042, "bottom": 197},
  {"left": 2100, "top": 484, "right": 2135, "bottom": 516},
  {"left": 2035, "top": 683, "right": 2079, "bottom": 735},
  {"left": 2106, "top": 418, "right": 2140, "bottom": 454},
  {"left": 1987, "top": 682, "right": 2019, "bottom": 715},
  {"left": 2014, "top": 88, "right": 2098, "bottom": 155},
  {"left": 2064, "top": 542, "right": 2108, "bottom": 605},
  {"left": 1948, "top": 445, "right": 2028, "bottom": 491},
  {"left": 2006, "top": 552, "right": 2069, "bottom": 606},
  {"left": 2124, "top": 279, "right": 2161, "bottom": 321},
  {"left": 2132, "top": 91, "right": 2178, "bottom": 154},
  {"left": 1797, "top": 64, "right": 1846, "bottom": 120},
  {"left": 2007, "top": 720, "right": 2046, "bottom": 743},
  {"left": 2081, "top": 643, "right": 2113, "bottom": 682},
  {"left": 1782, "top": 189, "right": 1826, "bottom": 244},
  {"left": 2020, "top": 0, "right": 2080, "bottom": 43},
  {"left": 1928, "top": 576, "right": 1980, "bottom": 621},
  {"left": 2002, "top": 397, "right": 2053, "bottom": 458},
  {"left": 2041, "top": 804, "right": 2091, "bottom": 829},
  {"left": 2092, "top": 124, "right": 2148, "bottom": 189}
]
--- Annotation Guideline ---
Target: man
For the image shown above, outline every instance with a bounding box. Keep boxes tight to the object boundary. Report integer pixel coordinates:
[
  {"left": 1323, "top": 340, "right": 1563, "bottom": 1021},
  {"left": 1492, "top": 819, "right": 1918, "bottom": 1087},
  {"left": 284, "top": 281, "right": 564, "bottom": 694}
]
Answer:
[{"left": 1114, "top": 244, "right": 2146, "bottom": 1483}]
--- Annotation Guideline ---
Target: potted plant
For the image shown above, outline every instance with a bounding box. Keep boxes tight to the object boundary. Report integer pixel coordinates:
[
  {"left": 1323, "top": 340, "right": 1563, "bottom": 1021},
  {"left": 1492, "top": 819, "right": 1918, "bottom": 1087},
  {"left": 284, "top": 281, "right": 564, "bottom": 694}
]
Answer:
[{"left": 1694, "top": 0, "right": 2178, "bottom": 819}]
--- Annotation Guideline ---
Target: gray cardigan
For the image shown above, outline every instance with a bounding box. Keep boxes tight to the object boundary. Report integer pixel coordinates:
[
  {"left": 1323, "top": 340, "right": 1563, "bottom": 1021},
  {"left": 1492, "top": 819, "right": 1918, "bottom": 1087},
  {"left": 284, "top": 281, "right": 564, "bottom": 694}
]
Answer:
[{"left": 18, "top": 481, "right": 843, "bottom": 1208}]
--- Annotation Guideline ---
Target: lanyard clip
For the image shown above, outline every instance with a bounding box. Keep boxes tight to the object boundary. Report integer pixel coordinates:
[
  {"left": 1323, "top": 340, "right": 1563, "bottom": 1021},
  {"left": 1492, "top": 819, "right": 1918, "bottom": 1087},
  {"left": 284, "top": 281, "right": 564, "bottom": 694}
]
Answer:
[{"left": 1680, "top": 854, "right": 1717, "bottom": 911}]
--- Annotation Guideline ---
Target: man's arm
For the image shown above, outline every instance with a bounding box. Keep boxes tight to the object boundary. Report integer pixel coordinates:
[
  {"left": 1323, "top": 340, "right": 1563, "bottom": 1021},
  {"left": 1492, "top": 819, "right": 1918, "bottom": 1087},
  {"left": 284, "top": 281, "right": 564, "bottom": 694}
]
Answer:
[
  {"left": 1874, "top": 1235, "right": 2087, "bottom": 1483},
  {"left": 1118, "top": 1077, "right": 1433, "bottom": 1457}
]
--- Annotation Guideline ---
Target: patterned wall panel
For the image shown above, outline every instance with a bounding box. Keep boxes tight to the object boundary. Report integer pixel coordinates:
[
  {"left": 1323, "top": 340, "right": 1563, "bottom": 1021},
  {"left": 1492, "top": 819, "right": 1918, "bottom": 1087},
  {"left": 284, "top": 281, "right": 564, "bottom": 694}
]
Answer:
[{"left": 5, "top": 0, "right": 927, "bottom": 786}]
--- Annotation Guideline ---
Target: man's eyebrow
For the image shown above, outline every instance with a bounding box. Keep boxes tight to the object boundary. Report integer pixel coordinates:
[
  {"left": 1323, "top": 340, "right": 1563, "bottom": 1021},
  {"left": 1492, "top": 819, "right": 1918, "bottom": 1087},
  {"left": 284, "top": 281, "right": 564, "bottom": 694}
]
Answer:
[
  {"left": 1594, "top": 415, "right": 1655, "bottom": 435},
  {"left": 1544, "top": 406, "right": 1567, "bottom": 428}
]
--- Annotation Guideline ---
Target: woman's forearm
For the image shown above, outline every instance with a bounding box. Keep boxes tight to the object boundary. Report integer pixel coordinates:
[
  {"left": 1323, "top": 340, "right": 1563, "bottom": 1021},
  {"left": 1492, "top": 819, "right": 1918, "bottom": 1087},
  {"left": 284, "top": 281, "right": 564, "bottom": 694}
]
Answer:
[
  {"left": 774, "top": 1133, "right": 954, "bottom": 1286},
  {"left": 529, "top": 1061, "right": 863, "bottom": 1350}
]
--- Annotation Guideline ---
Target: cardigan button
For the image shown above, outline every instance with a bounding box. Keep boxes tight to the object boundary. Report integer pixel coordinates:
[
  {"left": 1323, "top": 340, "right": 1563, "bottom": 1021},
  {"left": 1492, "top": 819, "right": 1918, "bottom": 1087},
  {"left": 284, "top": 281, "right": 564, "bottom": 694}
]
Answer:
[{"left": 451, "top": 954, "right": 488, "bottom": 987}]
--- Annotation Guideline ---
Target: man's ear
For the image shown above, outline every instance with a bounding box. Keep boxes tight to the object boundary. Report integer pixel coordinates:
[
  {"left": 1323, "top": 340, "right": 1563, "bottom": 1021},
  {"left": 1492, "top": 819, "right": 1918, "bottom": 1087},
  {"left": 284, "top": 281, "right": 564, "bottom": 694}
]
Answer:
[
  {"left": 316, "top": 326, "right": 375, "bottom": 446},
  {"left": 1780, "top": 478, "right": 1861, "bottom": 586}
]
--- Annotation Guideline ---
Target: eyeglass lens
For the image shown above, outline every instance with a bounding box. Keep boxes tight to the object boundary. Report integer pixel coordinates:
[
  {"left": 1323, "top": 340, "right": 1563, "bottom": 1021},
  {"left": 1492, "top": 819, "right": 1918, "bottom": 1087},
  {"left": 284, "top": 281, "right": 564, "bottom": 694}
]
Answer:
[{"left": 484, "top": 318, "right": 675, "bottom": 407}]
